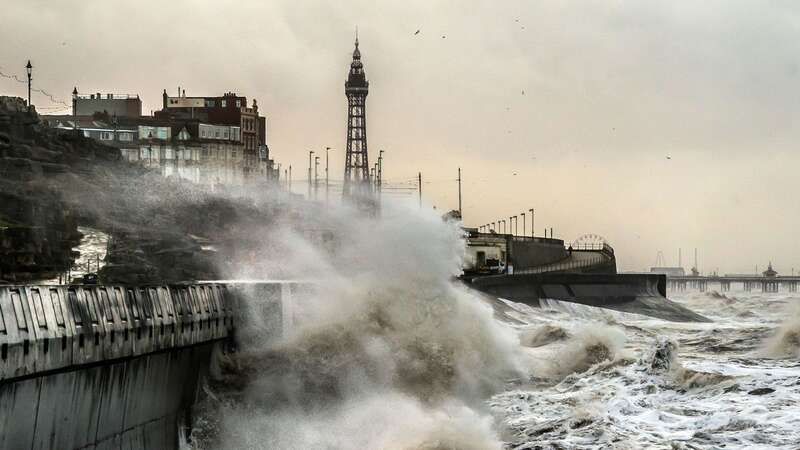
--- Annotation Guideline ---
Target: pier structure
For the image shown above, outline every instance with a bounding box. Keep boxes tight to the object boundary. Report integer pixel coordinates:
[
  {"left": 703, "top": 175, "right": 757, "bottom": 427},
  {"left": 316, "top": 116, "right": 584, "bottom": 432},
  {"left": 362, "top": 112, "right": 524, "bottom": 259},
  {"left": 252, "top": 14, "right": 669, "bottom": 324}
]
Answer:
[{"left": 667, "top": 275, "right": 792, "bottom": 293}]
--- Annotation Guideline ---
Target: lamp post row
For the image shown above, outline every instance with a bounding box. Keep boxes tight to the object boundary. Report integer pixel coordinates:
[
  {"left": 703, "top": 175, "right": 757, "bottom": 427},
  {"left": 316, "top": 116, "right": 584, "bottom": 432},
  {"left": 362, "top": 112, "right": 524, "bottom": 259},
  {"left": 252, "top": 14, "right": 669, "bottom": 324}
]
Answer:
[
  {"left": 478, "top": 208, "right": 540, "bottom": 239},
  {"left": 305, "top": 147, "right": 385, "bottom": 203}
]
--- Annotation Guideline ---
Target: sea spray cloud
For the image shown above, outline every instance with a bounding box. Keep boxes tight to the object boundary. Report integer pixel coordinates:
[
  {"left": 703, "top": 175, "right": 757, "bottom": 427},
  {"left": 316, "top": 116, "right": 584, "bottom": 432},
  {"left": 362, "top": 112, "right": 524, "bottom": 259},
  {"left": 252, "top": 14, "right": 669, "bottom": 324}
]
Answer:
[{"left": 193, "top": 197, "right": 528, "bottom": 449}]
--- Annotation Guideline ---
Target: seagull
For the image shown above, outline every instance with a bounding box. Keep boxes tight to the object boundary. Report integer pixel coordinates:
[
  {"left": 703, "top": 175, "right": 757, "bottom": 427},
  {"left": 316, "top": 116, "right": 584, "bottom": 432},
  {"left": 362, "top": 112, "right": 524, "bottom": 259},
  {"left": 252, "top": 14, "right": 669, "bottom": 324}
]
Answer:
[
  {"left": 666, "top": 156, "right": 672, "bottom": 160},
  {"left": 442, "top": 35, "right": 446, "bottom": 39},
  {"left": 414, "top": 29, "right": 420, "bottom": 35},
  {"left": 521, "top": 89, "right": 525, "bottom": 95}
]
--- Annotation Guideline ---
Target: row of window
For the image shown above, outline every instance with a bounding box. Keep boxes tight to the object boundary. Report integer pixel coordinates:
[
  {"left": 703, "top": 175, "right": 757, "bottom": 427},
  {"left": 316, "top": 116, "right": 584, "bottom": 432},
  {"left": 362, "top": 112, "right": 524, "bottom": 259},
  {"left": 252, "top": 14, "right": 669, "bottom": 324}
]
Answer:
[
  {"left": 96, "top": 131, "right": 134, "bottom": 141},
  {"left": 205, "top": 99, "right": 242, "bottom": 108},
  {"left": 242, "top": 117, "right": 257, "bottom": 131},
  {"left": 199, "top": 124, "right": 241, "bottom": 141},
  {"left": 123, "top": 146, "right": 240, "bottom": 161}
]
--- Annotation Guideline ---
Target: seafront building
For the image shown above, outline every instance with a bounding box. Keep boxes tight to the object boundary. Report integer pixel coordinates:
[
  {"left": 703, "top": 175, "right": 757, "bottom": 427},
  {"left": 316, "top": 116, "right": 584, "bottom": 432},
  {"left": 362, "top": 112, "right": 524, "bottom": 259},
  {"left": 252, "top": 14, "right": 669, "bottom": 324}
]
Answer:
[{"left": 41, "top": 88, "right": 280, "bottom": 186}]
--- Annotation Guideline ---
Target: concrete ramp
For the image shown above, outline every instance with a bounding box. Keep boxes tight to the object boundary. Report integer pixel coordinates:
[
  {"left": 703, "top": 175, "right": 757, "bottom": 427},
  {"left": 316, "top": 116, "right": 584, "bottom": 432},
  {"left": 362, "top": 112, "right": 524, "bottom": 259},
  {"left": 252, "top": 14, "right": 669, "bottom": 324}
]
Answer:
[{"left": 467, "top": 273, "right": 710, "bottom": 323}]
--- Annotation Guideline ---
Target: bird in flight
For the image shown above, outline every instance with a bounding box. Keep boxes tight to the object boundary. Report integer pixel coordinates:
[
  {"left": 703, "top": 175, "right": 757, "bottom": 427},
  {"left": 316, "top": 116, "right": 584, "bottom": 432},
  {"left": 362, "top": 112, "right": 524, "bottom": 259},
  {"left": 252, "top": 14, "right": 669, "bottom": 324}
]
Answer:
[
  {"left": 414, "top": 29, "right": 420, "bottom": 35},
  {"left": 666, "top": 156, "right": 672, "bottom": 160}
]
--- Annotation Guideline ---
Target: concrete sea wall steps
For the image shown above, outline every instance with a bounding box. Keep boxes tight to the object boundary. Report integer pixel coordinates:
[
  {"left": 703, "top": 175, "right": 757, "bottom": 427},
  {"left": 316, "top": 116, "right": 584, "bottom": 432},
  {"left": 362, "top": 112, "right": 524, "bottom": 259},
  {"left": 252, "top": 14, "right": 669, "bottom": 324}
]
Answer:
[{"left": 0, "top": 284, "right": 236, "bottom": 382}]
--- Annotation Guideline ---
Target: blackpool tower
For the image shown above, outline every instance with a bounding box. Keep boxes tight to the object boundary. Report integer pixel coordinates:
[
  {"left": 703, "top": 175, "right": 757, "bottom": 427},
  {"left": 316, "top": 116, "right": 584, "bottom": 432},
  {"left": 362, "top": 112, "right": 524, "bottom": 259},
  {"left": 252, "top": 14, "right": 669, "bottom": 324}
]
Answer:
[{"left": 343, "top": 35, "right": 371, "bottom": 199}]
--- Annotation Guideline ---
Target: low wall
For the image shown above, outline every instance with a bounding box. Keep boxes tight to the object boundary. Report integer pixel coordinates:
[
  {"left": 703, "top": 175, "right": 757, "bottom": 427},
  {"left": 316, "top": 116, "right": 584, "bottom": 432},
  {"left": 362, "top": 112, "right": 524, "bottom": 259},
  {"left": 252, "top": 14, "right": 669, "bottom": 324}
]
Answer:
[
  {"left": 509, "top": 238, "right": 567, "bottom": 270},
  {"left": 0, "top": 283, "right": 279, "bottom": 450}
]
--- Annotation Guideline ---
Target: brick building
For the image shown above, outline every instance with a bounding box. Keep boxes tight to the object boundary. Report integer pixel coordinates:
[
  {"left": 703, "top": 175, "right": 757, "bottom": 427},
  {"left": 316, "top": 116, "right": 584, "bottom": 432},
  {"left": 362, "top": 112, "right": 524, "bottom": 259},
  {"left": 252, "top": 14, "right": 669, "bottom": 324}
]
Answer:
[
  {"left": 42, "top": 88, "right": 280, "bottom": 186},
  {"left": 156, "top": 90, "right": 268, "bottom": 178}
]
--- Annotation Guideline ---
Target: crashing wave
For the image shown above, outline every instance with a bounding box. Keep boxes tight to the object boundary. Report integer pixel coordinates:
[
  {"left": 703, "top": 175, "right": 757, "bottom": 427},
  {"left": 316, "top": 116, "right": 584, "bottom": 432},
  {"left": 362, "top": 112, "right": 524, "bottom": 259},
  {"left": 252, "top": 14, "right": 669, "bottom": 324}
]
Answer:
[
  {"left": 187, "top": 201, "right": 531, "bottom": 449},
  {"left": 540, "top": 324, "right": 628, "bottom": 379},
  {"left": 759, "top": 303, "right": 800, "bottom": 358},
  {"left": 519, "top": 324, "right": 569, "bottom": 348},
  {"left": 648, "top": 338, "right": 733, "bottom": 389}
]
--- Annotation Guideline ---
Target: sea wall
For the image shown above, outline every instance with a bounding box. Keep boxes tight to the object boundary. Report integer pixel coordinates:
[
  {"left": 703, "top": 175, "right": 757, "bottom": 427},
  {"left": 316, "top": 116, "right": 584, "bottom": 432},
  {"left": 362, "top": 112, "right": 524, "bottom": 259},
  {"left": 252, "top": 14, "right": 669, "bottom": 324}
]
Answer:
[
  {"left": 0, "top": 283, "right": 244, "bottom": 450},
  {"left": 509, "top": 238, "right": 567, "bottom": 270}
]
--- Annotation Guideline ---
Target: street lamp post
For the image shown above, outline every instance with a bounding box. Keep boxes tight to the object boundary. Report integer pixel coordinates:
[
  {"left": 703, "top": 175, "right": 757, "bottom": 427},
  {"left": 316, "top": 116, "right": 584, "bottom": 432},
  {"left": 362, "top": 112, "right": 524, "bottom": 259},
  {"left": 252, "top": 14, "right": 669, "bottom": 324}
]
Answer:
[
  {"left": 314, "top": 156, "right": 320, "bottom": 200},
  {"left": 378, "top": 150, "right": 384, "bottom": 197},
  {"left": 308, "top": 150, "right": 314, "bottom": 199},
  {"left": 325, "top": 147, "right": 331, "bottom": 205},
  {"left": 521, "top": 213, "right": 526, "bottom": 238},
  {"left": 25, "top": 60, "right": 32, "bottom": 109},
  {"left": 529, "top": 208, "right": 535, "bottom": 238}
]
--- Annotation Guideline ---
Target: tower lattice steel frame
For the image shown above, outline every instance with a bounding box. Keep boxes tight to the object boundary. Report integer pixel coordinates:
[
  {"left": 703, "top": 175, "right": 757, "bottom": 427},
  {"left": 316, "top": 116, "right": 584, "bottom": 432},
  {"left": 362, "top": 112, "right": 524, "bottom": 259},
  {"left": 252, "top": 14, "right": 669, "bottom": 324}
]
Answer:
[{"left": 343, "top": 36, "right": 371, "bottom": 199}]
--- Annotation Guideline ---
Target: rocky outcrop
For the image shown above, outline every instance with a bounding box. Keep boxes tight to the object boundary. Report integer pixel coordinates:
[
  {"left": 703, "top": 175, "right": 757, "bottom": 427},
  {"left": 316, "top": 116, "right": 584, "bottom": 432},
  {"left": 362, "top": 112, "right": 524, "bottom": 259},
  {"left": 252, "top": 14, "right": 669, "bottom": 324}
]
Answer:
[{"left": 0, "top": 98, "right": 94, "bottom": 282}]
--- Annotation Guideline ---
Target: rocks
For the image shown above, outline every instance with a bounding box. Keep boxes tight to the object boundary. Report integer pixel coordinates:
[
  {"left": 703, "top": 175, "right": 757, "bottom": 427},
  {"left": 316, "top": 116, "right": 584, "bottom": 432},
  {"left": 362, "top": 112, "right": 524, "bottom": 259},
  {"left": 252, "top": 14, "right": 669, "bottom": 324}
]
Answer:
[{"left": 747, "top": 387, "right": 775, "bottom": 395}]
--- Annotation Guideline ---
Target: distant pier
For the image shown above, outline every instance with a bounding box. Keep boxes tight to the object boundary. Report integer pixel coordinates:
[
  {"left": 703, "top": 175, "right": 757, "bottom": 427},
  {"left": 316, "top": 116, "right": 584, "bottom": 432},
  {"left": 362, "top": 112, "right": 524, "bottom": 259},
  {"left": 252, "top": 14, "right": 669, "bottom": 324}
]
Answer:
[{"left": 666, "top": 275, "right": 795, "bottom": 293}]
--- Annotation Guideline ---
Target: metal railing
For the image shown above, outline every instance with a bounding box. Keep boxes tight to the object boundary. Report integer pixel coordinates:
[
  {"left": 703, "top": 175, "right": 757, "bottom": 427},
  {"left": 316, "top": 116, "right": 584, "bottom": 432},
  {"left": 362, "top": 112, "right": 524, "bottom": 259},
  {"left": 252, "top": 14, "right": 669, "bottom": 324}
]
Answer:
[
  {"left": 567, "top": 243, "right": 614, "bottom": 253},
  {"left": 508, "top": 235, "right": 564, "bottom": 245}
]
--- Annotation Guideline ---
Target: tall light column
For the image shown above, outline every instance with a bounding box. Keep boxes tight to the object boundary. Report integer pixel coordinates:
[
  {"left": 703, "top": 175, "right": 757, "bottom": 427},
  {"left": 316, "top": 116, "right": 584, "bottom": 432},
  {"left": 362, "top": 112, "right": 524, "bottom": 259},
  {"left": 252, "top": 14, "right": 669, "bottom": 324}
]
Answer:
[{"left": 308, "top": 150, "right": 314, "bottom": 199}]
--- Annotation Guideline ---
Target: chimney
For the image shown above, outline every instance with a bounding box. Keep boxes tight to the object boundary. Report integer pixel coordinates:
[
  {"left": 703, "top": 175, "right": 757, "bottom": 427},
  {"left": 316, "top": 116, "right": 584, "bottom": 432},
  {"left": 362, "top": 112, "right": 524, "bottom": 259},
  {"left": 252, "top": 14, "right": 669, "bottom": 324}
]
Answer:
[{"left": 162, "top": 89, "right": 168, "bottom": 109}]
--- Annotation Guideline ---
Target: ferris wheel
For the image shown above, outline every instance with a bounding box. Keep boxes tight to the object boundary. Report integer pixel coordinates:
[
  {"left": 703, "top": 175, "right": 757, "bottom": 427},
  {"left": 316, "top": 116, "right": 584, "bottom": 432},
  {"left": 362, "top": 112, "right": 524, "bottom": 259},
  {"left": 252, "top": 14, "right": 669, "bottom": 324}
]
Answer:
[{"left": 571, "top": 233, "right": 608, "bottom": 248}]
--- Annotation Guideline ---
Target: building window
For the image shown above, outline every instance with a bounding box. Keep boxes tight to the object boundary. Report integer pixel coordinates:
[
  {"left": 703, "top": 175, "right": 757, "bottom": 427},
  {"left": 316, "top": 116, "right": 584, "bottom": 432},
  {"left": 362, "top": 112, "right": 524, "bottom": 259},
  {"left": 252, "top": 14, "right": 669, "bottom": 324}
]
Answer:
[
  {"left": 221, "top": 100, "right": 227, "bottom": 107},
  {"left": 119, "top": 132, "right": 133, "bottom": 141},
  {"left": 215, "top": 130, "right": 220, "bottom": 138},
  {"left": 100, "top": 132, "right": 113, "bottom": 141},
  {"left": 235, "top": 100, "right": 241, "bottom": 107},
  {"left": 224, "top": 130, "right": 229, "bottom": 139},
  {"left": 205, "top": 100, "right": 215, "bottom": 107}
]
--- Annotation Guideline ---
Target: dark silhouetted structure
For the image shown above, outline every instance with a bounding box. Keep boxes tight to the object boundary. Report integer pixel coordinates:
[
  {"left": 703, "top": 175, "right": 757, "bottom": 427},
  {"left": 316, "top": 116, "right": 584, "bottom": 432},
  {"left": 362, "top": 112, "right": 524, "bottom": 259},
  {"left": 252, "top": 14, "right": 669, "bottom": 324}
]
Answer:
[{"left": 343, "top": 35, "right": 371, "bottom": 199}]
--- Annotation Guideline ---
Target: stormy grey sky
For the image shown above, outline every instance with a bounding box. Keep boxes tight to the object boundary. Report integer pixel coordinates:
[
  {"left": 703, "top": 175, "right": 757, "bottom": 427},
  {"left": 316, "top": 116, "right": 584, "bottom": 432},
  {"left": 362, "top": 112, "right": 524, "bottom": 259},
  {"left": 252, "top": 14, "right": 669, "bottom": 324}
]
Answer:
[{"left": 2, "top": 0, "right": 799, "bottom": 273}]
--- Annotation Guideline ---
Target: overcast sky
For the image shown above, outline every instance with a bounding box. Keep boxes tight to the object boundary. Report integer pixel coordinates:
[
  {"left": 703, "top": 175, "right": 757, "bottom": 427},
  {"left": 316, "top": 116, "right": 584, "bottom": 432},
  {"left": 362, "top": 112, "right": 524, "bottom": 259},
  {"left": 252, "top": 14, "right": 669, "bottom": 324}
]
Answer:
[{"left": 2, "top": 0, "right": 799, "bottom": 272}]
